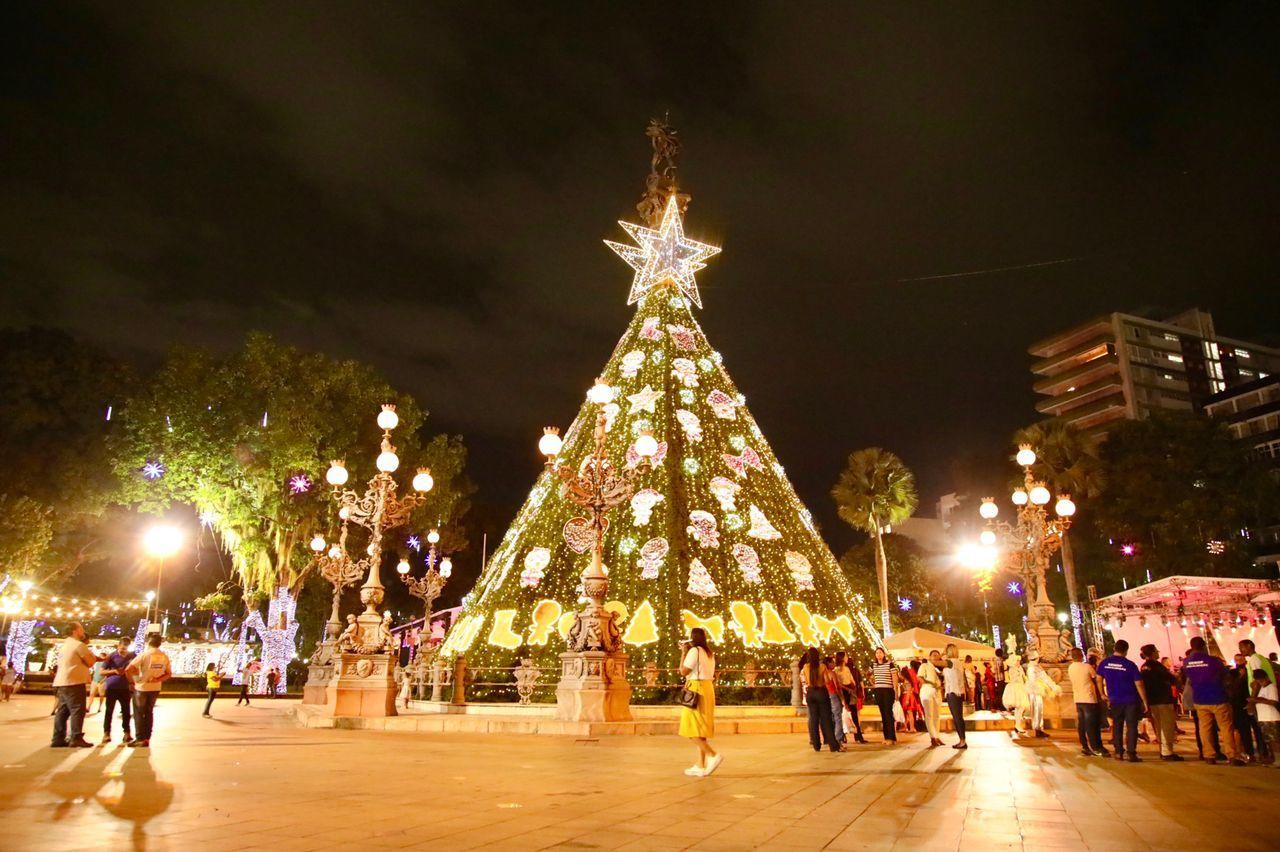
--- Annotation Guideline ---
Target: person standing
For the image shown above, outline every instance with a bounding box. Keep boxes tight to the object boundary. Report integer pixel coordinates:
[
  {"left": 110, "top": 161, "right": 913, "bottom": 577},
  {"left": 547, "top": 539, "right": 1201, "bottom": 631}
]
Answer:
[
  {"left": 900, "top": 662, "right": 922, "bottom": 734},
  {"left": 918, "top": 650, "right": 944, "bottom": 747},
  {"left": 1227, "top": 655, "right": 1257, "bottom": 762},
  {"left": 1139, "top": 644, "right": 1181, "bottom": 761},
  {"left": 1240, "top": 640, "right": 1274, "bottom": 763},
  {"left": 202, "top": 663, "right": 222, "bottom": 718},
  {"left": 822, "top": 656, "right": 846, "bottom": 746},
  {"left": 982, "top": 662, "right": 996, "bottom": 710},
  {"left": 1026, "top": 654, "right": 1061, "bottom": 738},
  {"left": 50, "top": 622, "right": 103, "bottom": 749},
  {"left": 1, "top": 660, "right": 17, "bottom": 701},
  {"left": 678, "top": 628, "right": 720, "bottom": 776},
  {"left": 870, "top": 648, "right": 899, "bottom": 745},
  {"left": 1247, "top": 668, "right": 1280, "bottom": 769},
  {"left": 1181, "top": 636, "right": 1244, "bottom": 766},
  {"left": 125, "top": 634, "right": 172, "bottom": 748},
  {"left": 992, "top": 648, "right": 1008, "bottom": 712},
  {"left": 237, "top": 662, "right": 254, "bottom": 706},
  {"left": 834, "top": 652, "right": 866, "bottom": 744},
  {"left": 963, "top": 655, "right": 978, "bottom": 708},
  {"left": 87, "top": 660, "right": 106, "bottom": 715},
  {"left": 803, "top": 648, "right": 840, "bottom": 753},
  {"left": 266, "top": 667, "right": 281, "bottom": 697},
  {"left": 1068, "top": 648, "right": 1106, "bottom": 756},
  {"left": 1095, "top": 640, "right": 1148, "bottom": 762},
  {"left": 101, "top": 638, "right": 135, "bottom": 744},
  {"left": 943, "top": 644, "right": 968, "bottom": 749}
]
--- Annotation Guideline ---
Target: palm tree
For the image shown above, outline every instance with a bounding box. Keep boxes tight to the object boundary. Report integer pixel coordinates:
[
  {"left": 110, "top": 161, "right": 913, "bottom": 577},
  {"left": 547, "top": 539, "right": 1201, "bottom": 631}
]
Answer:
[
  {"left": 1012, "top": 419, "right": 1104, "bottom": 638},
  {"left": 831, "top": 448, "right": 918, "bottom": 637}
]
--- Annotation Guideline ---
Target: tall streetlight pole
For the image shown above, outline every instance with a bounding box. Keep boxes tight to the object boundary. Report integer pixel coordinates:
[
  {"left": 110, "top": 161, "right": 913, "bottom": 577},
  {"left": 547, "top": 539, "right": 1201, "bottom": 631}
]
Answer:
[{"left": 978, "top": 443, "right": 1077, "bottom": 662}]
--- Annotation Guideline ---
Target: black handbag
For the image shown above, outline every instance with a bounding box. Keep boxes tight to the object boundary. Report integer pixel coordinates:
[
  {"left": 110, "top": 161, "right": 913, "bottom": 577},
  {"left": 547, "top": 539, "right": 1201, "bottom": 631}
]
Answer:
[{"left": 678, "top": 648, "right": 703, "bottom": 709}]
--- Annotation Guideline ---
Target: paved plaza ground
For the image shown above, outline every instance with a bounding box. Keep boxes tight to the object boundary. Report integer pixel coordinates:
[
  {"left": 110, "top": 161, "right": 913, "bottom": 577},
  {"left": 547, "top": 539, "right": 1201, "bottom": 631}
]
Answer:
[{"left": 1, "top": 694, "right": 1278, "bottom": 851}]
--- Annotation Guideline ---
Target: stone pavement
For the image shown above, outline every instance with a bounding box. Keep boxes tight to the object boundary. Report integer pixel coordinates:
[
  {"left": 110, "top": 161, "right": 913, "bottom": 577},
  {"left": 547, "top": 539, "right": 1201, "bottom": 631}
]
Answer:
[{"left": 1, "top": 694, "right": 1277, "bottom": 851}]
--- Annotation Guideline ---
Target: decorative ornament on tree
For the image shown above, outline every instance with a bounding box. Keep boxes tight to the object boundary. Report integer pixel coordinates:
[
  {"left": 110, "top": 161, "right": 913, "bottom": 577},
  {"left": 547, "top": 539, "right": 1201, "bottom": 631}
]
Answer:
[
  {"left": 601, "top": 402, "right": 620, "bottom": 432},
  {"left": 748, "top": 504, "right": 782, "bottom": 540},
  {"left": 671, "top": 357, "right": 699, "bottom": 388},
  {"left": 731, "top": 543, "right": 763, "bottom": 584},
  {"left": 676, "top": 409, "right": 703, "bottom": 443},
  {"left": 708, "top": 476, "right": 740, "bottom": 511},
  {"left": 786, "top": 550, "right": 816, "bottom": 591},
  {"left": 686, "top": 558, "right": 720, "bottom": 598},
  {"left": 666, "top": 325, "right": 698, "bottom": 351},
  {"left": 620, "top": 349, "right": 646, "bottom": 378},
  {"left": 521, "top": 547, "right": 551, "bottom": 588},
  {"left": 640, "top": 316, "right": 663, "bottom": 340},
  {"left": 687, "top": 510, "right": 720, "bottom": 548},
  {"left": 627, "top": 384, "right": 664, "bottom": 414},
  {"left": 706, "top": 389, "right": 738, "bottom": 420},
  {"left": 563, "top": 517, "right": 601, "bottom": 554},
  {"left": 722, "top": 446, "right": 764, "bottom": 479},
  {"left": 626, "top": 439, "right": 667, "bottom": 469},
  {"left": 637, "top": 537, "right": 669, "bottom": 580},
  {"left": 630, "top": 488, "right": 664, "bottom": 526}
]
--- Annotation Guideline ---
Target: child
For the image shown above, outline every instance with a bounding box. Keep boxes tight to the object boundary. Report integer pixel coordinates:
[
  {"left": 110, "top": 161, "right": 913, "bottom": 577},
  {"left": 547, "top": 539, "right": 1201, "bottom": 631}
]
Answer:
[{"left": 1247, "top": 668, "right": 1280, "bottom": 769}]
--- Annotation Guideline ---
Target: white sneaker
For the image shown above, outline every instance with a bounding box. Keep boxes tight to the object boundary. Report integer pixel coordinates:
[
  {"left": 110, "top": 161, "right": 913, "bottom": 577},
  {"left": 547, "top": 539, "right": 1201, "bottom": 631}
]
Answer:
[
  {"left": 704, "top": 754, "right": 723, "bottom": 776},
  {"left": 684, "top": 765, "right": 705, "bottom": 776}
]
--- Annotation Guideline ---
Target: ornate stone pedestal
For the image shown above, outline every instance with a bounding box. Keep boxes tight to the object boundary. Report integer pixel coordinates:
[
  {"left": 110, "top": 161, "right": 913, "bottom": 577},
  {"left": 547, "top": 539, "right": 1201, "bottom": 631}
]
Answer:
[
  {"left": 555, "top": 650, "right": 632, "bottom": 722},
  {"left": 302, "top": 638, "right": 337, "bottom": 706},
  {"left": 326, "top": 651, "right": 398, "bottom": 717}
]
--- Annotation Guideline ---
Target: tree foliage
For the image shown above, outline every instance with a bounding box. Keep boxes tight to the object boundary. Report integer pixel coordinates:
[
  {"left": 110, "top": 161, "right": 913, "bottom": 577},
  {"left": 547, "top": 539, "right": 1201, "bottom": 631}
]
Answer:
[
  {"left": 839, "top": 534, "right": 943, "bottom": 628},
  {"left": 1093, "top": 412, "right": 1278, "bottom": 579},
  {"left": 831, "top": 448, "right": 919, "bottom": 534},
  {"left": 111, "top": 332, "right": 473, "bottom": 599},
  {"left": 0, "top": 328, "right": 134, "bottom": 584}
]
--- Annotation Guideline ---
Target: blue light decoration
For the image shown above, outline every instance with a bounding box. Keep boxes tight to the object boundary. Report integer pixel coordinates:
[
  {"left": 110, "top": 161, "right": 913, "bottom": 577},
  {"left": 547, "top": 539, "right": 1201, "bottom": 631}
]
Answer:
[
  {"left": 407, "top": 534, "right": 422, "bottom": 552},
  {"left": 141, "top": 460, "right": 166, "bottom": 480},
  {"left": 288, "top": 473, "right": 313, "bottom": 495},
  {"left": 1006, "top": 581, "right": 1023, "bottom": 596},
  {"left": 897, "top": 596, "right": 913, "bottom": 612}
]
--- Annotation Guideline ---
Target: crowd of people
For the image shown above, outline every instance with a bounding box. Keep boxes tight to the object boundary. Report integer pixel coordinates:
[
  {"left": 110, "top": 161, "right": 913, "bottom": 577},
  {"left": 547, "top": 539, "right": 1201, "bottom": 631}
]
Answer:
[{"left": 675, "top": 632, "right": 1280, "bottom": 775}]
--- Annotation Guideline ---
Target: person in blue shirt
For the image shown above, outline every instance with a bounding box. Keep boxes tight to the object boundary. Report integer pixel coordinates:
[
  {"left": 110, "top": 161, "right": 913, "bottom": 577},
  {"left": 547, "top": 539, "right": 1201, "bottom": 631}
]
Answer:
[
  {"left": 1094, "top": 640, "right": 1148, "bottom": 762},
  {"left": 1180, "top": 636, "right": 1244, "bottom": 766},
  {"left": 100, "top": 638, "right": 135, "bottom": 745}
]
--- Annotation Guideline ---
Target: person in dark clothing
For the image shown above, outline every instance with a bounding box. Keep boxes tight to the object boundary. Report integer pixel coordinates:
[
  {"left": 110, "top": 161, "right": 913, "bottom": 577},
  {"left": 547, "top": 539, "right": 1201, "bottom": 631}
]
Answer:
[
  {"left": 101, "top": 639, "right": 134, "bottom": 744},
  {"left": 1228, "top": 655, "right": 1257, "bottom": 762},
  {"left": 802, "top": 648, "right": 840, "bottom": 753},
  {"left": 1140, "top": 644, "right": 1182, "bottom": 761}
]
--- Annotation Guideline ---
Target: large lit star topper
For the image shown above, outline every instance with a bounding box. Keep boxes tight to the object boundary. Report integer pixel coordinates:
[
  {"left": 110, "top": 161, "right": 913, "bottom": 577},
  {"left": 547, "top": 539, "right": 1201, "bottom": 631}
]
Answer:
[{"left": 605, "top": 194, "right": 720, "bottom": 309}]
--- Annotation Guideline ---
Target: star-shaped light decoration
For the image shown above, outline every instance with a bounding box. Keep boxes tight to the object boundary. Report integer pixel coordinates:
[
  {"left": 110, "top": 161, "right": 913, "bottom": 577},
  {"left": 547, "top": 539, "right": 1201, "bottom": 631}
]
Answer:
[
  {"left": 141, "top": 460, "right": 166, "bottom": 480},
  {"left": 605, "top": 194, "right": 720, "bottom": 308},
  {"left": 627, "top": 384, "right": 664, "bottom": 414},
  {"left": 1006, "top": 581, "right": 1023, "bottom": 596},
  {"left": 288, "top": 473, "right": 313, "bottom": 495}
]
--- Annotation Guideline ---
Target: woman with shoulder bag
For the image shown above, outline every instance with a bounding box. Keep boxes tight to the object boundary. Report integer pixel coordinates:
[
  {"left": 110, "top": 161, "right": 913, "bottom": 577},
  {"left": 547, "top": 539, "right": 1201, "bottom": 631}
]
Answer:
[{"left": 678, "top": 628, "right": 721, "bottom": 777}]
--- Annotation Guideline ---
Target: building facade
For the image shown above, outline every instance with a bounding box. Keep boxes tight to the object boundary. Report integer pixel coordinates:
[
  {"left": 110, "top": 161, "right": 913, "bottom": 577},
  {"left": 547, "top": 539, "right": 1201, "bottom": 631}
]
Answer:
[{"left": 1028, "top": 308, "right": 1280, "bottom": 439}]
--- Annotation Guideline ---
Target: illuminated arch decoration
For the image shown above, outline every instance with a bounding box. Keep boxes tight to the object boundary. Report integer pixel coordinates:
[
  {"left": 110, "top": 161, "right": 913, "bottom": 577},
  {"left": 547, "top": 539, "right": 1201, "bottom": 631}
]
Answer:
[
  {"left": 729, "top": 601, "right": 763, "bottom": 648},
  {"left": 527, "top": 600, "right": 563, "bottom": 646},
  {"left": 787, "top": 600, "right": 819, "bottom": 646},
  {"left": 622, "top": 599, "right": 659, "bottom": 645},
  {"left": 487, "top": 609, "right": 523, "bottom": 649},
  {"left": 760, "top": 601, "right": 797, "bottom": 644},
  {"left": 680, "top": 609, "right": 726, "bottom": 644}
]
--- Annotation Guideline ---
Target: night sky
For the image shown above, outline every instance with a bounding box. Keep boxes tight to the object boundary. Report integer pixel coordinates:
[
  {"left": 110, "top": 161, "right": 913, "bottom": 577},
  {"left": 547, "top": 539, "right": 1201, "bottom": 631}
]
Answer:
[{"left": 4, "top": 3, "right": 1280, "bottom": 558}]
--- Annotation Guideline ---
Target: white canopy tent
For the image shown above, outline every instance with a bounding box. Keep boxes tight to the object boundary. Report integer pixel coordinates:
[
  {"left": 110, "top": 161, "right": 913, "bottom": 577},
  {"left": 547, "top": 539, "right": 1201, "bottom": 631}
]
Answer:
[
  {"left": 1095, "top": 575, "right": 1280, "bottom": 662},
  {"left": 881, "top": 627, "right": 997, "bottom": 663}
]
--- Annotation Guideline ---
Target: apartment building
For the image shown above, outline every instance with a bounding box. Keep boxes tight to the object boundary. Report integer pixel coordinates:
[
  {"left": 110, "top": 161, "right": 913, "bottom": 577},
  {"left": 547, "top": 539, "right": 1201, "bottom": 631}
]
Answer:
[{"left": 1028, "top": 309, "right": 1280, "bottom": 438}]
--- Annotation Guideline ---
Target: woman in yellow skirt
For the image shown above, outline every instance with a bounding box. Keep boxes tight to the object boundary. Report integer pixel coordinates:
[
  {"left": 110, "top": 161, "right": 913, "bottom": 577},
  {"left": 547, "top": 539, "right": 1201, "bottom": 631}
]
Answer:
[{"left": 678, "top": 627, "right": 721, "bottom": 776}]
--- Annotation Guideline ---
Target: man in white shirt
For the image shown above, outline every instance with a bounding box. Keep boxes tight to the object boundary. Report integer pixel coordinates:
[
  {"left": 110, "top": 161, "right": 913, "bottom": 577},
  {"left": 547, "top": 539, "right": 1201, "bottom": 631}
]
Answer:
[
  {"left": 51, "top": 622, "right": 104, "bottom": 748},
  {"left": 943, "top": 644, "right": 968, "bottom": 749},
  {"left": 125, "top": 633, "right": 172, "bottom": 748}
]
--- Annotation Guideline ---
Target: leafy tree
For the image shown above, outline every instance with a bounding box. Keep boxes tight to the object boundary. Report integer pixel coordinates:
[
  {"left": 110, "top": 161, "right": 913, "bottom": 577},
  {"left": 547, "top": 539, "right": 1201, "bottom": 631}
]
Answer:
[
  {"left": 1093, "top": 412, "right": 1278, "bottom": 582},
  {"left": 1013, "top": 418, "right": 1104, "bottom": 619},
  {"left": 839, "top": 534, "right": 942, "bottom": 631},
  {"left": 111, "top": 333, "right": 473, "bottom": 602},
  {"left": 0, "top": 328, "right": 133, "bottom": 585},
  {"left": 831, "top": 448, "right": 918, "bottom": 636}
]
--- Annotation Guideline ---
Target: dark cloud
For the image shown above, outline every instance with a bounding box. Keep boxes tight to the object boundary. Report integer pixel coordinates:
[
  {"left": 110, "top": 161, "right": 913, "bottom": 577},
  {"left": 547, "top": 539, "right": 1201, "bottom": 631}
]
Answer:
[{"left": 3, "top": 2, "right": 1279, "bottom": 552}]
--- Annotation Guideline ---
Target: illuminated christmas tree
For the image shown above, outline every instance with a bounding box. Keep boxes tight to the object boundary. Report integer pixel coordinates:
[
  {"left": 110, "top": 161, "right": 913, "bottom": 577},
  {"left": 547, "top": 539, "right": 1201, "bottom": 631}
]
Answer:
[{"left": 441, "top": 122, "right": 878, "bottom": 685}]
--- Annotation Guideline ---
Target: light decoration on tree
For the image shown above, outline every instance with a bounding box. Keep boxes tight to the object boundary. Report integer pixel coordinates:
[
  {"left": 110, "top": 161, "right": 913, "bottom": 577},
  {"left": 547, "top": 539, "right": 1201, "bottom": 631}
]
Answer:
[
  {"left": 130, "top": 618, "right": 149, "bottom": 654},
  {"left": 407, "top": 534, "right": 422, "bottom": 552},
  {"left": 1007, "top": 581, "right": 1024, "bottom": 596},
  {"left": 439, "top": 123, "right": 876, "bottom": 680},
  {"left": 898, "top": 596, "right": 914, "bottom": 612},
  {"left": 4, "top": 620, "right": 37, "bottom": 675},
  {"left": 231, "top": 588, "right": 298, "bottom": 694},
  {"left": 288, "top": 473, "right": 313, "bottom": 495},
  {"left": 141, "top": 460, "right": 166, "bottom": 480}
]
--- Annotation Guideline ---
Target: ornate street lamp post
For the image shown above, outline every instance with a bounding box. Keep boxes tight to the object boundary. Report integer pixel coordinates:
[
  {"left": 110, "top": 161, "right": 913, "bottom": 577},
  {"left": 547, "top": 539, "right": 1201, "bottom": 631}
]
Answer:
[
  {"left": 978, "top": 443, "right": 1077, "bottom": 663},
  {"left": 313, "top": 404, "right": 434, "bottom": 717},
  {"left": 397, "top": 529, "right": 452, "bottom": 645},
  {"left": 540, "top": 379, "right": 656, "bottom": 721}
]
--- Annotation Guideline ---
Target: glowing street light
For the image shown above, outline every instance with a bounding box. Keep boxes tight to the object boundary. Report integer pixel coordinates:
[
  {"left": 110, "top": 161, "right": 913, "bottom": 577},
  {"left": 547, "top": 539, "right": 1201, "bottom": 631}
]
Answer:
[{"left": 142, "top": 524, "right": 183, "bottom": 628}]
